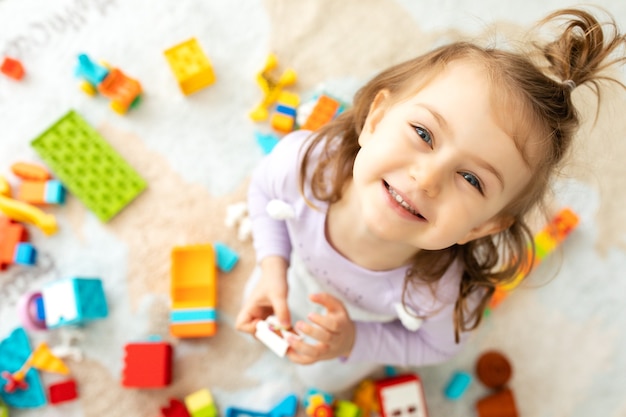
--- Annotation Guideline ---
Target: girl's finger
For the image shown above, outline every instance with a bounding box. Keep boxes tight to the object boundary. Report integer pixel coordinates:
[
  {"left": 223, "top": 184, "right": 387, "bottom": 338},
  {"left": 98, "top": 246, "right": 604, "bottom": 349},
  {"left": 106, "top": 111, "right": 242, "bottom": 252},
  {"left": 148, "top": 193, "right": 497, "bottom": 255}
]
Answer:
[
  {"left": 309, "top": 292, "right": 345, "bottom": 313},
  {"left": 295, "top": 320, "right": 331, "bottom": 343},
  {"left": 306, "top": 312, "right": 341, "bottom": 333}
]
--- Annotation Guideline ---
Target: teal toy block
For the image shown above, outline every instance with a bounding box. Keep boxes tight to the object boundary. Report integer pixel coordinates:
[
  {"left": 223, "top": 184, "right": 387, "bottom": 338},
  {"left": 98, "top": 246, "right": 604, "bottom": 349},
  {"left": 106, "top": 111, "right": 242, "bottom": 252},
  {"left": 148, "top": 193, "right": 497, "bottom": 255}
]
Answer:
[
  {"left": 44, "top": 180, "right": 65, "bottom": 204},
  {"left": 444, "top": 371, "right": 472, "bottom": 400},
  {"left": 42, "top": 277, "right": 108, "bottom": 328},
  {"left": 254, "top": 131, "right": 280, "bottom": 155},
  {"left": 13, "top": 242, "right": 36, "bottom": 266},
  {"left": 214, "top": 242, "right": 239, "bottom": 272},
  {"left": 0, "top": 327, "right": 47, "bottom": 408},
  {"left": 226, "top": 394, "right": 298, "bottom": 417},
  {"left": 31, "top": 110, "right": 147, "bottom": 222}
]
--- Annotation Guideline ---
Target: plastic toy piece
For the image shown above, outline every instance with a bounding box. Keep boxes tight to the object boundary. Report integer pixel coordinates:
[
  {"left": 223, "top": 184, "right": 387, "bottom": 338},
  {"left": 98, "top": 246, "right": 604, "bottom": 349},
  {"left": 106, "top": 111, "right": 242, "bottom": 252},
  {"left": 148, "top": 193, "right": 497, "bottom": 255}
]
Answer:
[
  {"left": 225, "top": 394, "right": 298, "bottom": 417},
  {"left": 48, "top": 379, "right": 78, "bottom": 405},
  {"left": 250, "top": 54, "right": 297, "bottom": 122},
  {"left": 334, "top": 401, "right": 360, "bottom": 417},
  {"left": 17, "top": 180, "right": 65, "bottom": 205},
  {"left": 0, "top": 216, "right": 30, "bottom": 270},
  {"left": 184, "top": 388, "right": 217, "bottom": 417},
  {"left": 476, "top": 387, "right": 518, "bottom": 417},
  {"left": 376, "top": 374, "right": 429, "bottom": 417},
  {"left": 10, "top": 342, "right": 70, "bottom": 380},
  {"left": 75, "top": 54, "right": 142, "bottom": 114},
  {"left": 170, "top": 244, "right": 218, "bottom": 338},
  {"left": 42, "top": 277, "right": 108, "bottom": 328},
  {"left": 214, "top": 242, "right": 239, "bottom": 273},
  {"left": 0, "top": 327, "right": 47, "bottom": 408},
  {"left": 164, "top": 38, "right": 216, "bottom": 95},
  {"left": 270, "top": 91, "right": 300, "bottom": 133},
  {"left": 301, "top": 95, "right": 342, "bottom": 131},
  {"left": 17, "top": 291, "right": 47, "bottom": 331},
  {"left": 304, "top": 389, "right": 334, "bottom": 417},
  {"left": 122, "top": 341, "right": 173, "bottom": 388},
  {"left": 0, "top": 191, "right": 58, "bottom": 236},
  {"left": 255, "top": 315, "right": 300, "bottom": 357},
  {"left": 489, "top": 208, "right": 579, "bottom": 311},
  {"left": 254, "top": 131, "right": 281, "bottom": 155},
  {"left": 353, "top": 379, "right": 379, "bottom": 417},
  {"left": 475, "top": 351, "right": 512, "bottom": 389},
  {"left": 1, "top": 57, "right": 25, "bottom": 80},
  {"left": 31, "top": 110, "right": 147, "bottom": 222},
  {"left": 10, "top": 162, "right": 51, "bottom": 181},
  {"left": 161, "top": 398, "right": 191, "bottom": 417},
  {"left": 0, "top": 397, "right": 8, "bottom": 417},
  {"left": 444, "top": 371, "right": 472, "bottom": 400}
]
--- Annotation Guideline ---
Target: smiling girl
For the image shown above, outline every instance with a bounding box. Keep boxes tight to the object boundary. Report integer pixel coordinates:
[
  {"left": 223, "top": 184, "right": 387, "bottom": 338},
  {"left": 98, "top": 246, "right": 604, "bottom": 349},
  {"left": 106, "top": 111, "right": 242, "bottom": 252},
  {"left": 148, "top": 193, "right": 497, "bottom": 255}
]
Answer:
[{"left": 236, "top": 8, "right": 626, "bottom": 392}]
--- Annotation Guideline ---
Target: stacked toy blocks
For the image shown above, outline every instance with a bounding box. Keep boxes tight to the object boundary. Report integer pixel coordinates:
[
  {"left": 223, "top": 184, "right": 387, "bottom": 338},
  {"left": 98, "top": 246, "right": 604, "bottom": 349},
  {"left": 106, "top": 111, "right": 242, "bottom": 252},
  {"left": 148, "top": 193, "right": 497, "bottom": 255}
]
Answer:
[
  {"left": 30, "top": 110, "right": 147, "bottom": 222},
  {"left": 41, "top": 277, "right": 108, "bottom": 328},
  {"left": 0, "top": 216, "right": 36, "bottom": 269},
  {"left": 164, "top": 38, "right": 216, "bottom": 95},
  {"left": 270, "top": 91, "right": 300, "bottom": 133},
  {"left": 122, "top": 340, "right": 172, "bottom": 388},
  {"left": 170, "top": 244, "right": 218, "bottom": 338},
  {"left": 185, "top": 389, "right": 218, "bottom": 417}
]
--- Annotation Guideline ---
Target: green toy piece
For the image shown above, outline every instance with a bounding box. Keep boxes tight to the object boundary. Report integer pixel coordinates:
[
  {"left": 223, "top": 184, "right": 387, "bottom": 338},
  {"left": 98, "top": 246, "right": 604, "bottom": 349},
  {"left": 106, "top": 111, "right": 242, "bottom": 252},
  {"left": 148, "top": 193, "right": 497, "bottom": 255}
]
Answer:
[
  {"left": 0, "top": 397, "right": 8, "bottom": 417},
  {"left": 31, "top": 110, "right": 147, "bottom": 222}
]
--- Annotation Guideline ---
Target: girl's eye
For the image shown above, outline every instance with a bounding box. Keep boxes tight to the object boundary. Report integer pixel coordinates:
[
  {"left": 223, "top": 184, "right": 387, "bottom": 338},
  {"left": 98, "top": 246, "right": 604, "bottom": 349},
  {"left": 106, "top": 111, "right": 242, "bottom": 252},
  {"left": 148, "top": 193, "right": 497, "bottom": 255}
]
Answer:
[
  {"left": 461, "top": 172, "right": 483, "bottom": 193},
  {"left": 414, "top": 126, "right": 433, "bottom": 147}
]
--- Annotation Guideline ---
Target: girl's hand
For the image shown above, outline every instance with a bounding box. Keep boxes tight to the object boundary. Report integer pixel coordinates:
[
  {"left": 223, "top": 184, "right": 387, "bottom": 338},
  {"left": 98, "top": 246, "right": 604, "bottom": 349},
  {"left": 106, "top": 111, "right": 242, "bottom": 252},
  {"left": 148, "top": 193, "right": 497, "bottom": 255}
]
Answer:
[
  {"left": 235, "top": 256, "right": 291, "bottom": 334},
  {"left": 286, "top": 292, "right": 355, "bottom": 364}
]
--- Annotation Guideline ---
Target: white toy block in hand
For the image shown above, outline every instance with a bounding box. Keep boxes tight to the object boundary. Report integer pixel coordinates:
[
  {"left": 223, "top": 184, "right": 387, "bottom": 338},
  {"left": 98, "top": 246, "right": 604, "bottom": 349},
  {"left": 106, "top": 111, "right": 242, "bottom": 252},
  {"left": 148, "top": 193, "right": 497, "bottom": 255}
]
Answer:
[{"left": 255, "top": 315, "right": 300, "bottom": 357}]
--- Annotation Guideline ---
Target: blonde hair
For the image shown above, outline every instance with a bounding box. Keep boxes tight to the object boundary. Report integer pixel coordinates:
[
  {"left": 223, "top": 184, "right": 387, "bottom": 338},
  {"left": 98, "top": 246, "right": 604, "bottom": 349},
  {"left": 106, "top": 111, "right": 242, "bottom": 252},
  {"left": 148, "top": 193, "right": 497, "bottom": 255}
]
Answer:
[{"left": 299, "top": 8, "right": 626, "bottom": 341}]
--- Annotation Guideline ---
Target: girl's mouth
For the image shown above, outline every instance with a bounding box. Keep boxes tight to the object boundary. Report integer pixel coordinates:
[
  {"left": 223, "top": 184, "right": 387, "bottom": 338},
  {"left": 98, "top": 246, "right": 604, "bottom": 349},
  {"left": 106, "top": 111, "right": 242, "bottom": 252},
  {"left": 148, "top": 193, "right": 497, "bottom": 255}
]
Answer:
[{"left": 384, "top": 181, "right": 426, "bottom": 220}]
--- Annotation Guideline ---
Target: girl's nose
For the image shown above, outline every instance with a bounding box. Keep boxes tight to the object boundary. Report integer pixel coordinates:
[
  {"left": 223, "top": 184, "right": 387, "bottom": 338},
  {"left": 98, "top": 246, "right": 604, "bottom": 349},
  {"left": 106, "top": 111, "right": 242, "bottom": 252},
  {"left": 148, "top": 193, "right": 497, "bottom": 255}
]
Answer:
[{"left": 409, "top": 160, "right": 442, "bottom": 198}]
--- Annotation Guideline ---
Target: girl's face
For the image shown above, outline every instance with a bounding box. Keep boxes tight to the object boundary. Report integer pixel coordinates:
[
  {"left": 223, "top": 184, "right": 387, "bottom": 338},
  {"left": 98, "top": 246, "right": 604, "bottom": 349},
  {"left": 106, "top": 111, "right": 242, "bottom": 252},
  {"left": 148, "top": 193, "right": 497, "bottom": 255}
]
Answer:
[{"left": 351, "top": 61, "right": 532, "bottom": 250}]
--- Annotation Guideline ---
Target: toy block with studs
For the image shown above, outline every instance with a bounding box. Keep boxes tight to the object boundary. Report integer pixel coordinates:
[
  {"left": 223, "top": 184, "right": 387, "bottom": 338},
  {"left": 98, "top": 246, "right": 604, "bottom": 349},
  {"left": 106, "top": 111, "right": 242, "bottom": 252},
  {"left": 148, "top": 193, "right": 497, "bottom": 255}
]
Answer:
[
  {"left": 48, "top": 378, "right": 78, "bottom": 405},
  {"left": 164, "top": 38, "right": 216, "bottom": 95},
  {"left": 185, "top": 388, "right": 217, "bottom": 417},
  {"left": 41, "top": 277, "right": 108, "bottom": 328},
  {"left": 122, "top": 340, "right": 173, "bottom": 388},
  {"left": 31, "top": 110, "right": 147, "bottom": 222}
]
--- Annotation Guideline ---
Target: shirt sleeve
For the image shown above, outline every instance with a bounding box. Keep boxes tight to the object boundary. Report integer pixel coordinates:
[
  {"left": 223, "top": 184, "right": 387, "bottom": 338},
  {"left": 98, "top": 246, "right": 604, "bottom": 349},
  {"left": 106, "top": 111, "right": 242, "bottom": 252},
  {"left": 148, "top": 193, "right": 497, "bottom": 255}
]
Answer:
[{"left": 247, "top": 130, "right": 311, "bottom": 264}]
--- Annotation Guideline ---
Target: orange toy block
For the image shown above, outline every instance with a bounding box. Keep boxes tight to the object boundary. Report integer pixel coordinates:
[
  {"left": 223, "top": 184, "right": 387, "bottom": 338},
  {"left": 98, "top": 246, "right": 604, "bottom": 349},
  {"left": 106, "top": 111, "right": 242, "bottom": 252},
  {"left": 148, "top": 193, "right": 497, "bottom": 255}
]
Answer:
[
  {"left": 302, "top": 95, "right": 341, "bottom": 131},
  {"left": 122, "top": 341, "right": 173, "bottom": 388},
  {"left": 16, "top": 181, "right": 46, "bottom": 205},
  {"left": 10, "top": 162, "right": 52, "bottom": 181},
  {"left": 0, "top": 215, "right": 28, "bottom": 270},
  {"left": 1, "top": 57, "right": 25, "bottom": 80},
  {"left": 98, "top": 68, "right": 143, "bottom": 114}
]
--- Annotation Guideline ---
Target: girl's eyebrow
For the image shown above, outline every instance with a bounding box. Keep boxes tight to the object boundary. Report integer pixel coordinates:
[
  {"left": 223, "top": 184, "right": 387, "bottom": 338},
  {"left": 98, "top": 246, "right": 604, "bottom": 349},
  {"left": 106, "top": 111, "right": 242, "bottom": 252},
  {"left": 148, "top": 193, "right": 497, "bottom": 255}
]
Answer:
[{"left": 417, "top": 103, "right": 505, "bottom": 190}]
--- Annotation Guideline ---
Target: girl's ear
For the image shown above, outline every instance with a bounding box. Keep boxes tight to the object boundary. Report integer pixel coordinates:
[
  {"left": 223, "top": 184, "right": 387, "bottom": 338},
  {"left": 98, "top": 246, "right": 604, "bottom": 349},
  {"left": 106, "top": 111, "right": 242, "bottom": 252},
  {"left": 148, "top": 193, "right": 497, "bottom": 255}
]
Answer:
[
  {"left": 457, "top": 215, "right": 514, "bottom": 245},
  {"left": 359, "top": 89, "right": 390, "bottom": 145}
]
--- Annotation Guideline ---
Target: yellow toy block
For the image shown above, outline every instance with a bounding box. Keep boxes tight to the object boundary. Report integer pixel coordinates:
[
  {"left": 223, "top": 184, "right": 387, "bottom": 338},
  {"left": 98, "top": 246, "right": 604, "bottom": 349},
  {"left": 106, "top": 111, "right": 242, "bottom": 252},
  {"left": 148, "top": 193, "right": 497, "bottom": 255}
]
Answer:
[
  {"left": 271, "top": 113, "right": 296, "bottom": 133},
  {"left": 164, "top": 38, "right": 216, "bottom": 95},
  {"left": 185, "top": 388, "right": 217, "bottom": 417},
  {"left": 0, "top": 193, "right": 58, "bottom": 236}
]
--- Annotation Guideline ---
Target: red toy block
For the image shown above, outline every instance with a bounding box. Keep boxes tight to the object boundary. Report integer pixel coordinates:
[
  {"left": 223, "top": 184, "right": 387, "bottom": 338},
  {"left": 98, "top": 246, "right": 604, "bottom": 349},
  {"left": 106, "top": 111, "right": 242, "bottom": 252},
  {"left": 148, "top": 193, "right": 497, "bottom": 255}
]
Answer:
[
  {"left": 48, "top": 379, "right": 78, "bottom": 404},
  {"left": 0, "top": 215, "right": 28, "bottom": 270},
  {"left": 122, "top": 341, "right": 172, "bottom": 388},
  {"left": 1, "top": 57, "right": 25, "bottom": 80},
  {"left": 161, "top": 398, "right": 191, "bottom": 417}
]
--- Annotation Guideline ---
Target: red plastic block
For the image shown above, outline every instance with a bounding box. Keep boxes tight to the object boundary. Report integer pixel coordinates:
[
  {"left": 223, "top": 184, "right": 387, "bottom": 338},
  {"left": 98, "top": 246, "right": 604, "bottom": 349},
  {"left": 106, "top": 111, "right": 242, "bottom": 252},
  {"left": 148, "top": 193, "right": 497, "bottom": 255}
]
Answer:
[
  {"left": 122, "top": 341, "right": 172, "bottom": 388},
  {"left": 0, "top": 215, "right": 28, "bottom": 270},
  {"left": 48, "top": 379, "right": 78, "bottom": 404},
  {"left": 161, "top": 398, "right": 191, "bottom": 417},
  {"left": 1, "top": 57, "right": 25, "bottom": 80}
]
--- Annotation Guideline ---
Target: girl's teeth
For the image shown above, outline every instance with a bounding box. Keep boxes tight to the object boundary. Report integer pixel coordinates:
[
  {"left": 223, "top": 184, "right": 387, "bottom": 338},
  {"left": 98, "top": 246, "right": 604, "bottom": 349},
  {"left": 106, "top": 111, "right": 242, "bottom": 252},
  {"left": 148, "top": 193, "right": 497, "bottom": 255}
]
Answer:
[{"left": 388, "top": 186, "right": 420, "bottom": 217}]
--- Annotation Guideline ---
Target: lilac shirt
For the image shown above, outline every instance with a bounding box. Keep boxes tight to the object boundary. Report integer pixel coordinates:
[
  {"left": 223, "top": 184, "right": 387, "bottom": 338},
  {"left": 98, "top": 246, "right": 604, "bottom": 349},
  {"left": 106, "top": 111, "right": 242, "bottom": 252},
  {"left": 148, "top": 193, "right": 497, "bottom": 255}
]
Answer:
[{"left": 248, "top": 130, "right": 470, "bottom": 366}]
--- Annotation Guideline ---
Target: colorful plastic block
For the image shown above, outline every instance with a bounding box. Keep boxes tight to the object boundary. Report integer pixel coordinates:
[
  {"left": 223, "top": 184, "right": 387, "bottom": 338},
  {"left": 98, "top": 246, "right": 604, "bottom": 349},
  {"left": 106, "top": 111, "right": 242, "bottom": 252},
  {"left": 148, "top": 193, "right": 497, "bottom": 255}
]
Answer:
[
  {"left": 17, "top": 291, "right": 47, "bottom": 331},
  {"left": 255, "top": 131, "right": 280, "bottom": 155},
  {"left": 1, "top": 57, "right": 25, "bottom": 80},
  {"left": 255, "top": 315, "right": 300, "bottom": 357},
  {"left": 75, "top": 54, "right": 109, "bottom": 88},
  {"left": 476, "top": 387, "right": 518, "bottom": 417},
  {"left": 271, "top": 91, "right": 300, "bottom": 133},
  {"left": 0, "top": 216, "right": 28, "bottom": 270},
  {"left": 13, "top": 243, "right": 36, "bottom": 266},
  {"left": 444, "top": 371, "right": 472, "bottom": 400},
  {"left": 17, "top": 180, "right": 65, "bottom": 205},
  {"left": 42, "top": 277, "right": 108, "bottom": 328},
  {"left": 334, "top": 401, "right": 360, "bottom": 417},
  {"left": 10, "top": 162, "right": 51, "bottom": 181},
  {"left": 0, "top": 397, "right": 8, "bottom": 417},
  {"left": 161, "top": 398, "right": 191, "bottom": 417},
  {"left": 164, "top": 38, "right": 216, "bottom": 95},
  {"left": 250, "top": 53, "right": 297, "bottom": 122},
  {"left": 0, "top": 194, "right": 58, "bottom": 236},
  {"left": 31, "top": 110, "right": 147, "bottom": 222},
  {"left": 353, "top": 379, "right": 379, "bottom": 416},
  {"left": 0, "top": 328, "right": 47, "bottom": 408},
  {"left": 185, "top": 388, "right": 217, "bottom": 417},
  {"left": 301, "top": 95, "right": 341, "bottom": 131},
  {"left": 214, "top": 242, "right": 239, "bottom": 272},
  {"left": 122, "top": 341, "right": 172, "bottom": 388},
  {"left": 48, "top": 379, "right": 78, "bottom": 404},
  {"left": 475, "top": 351, "right": 512, "bottom": 389},
  {"left": 170, "top": 244, "right": 218, "bottom": 338},
  {"left": 225, "top": 394, "right": 298, "bottom": 417},
  {"left": 376, "top": 374, "right": 429, "bottom": 417}
]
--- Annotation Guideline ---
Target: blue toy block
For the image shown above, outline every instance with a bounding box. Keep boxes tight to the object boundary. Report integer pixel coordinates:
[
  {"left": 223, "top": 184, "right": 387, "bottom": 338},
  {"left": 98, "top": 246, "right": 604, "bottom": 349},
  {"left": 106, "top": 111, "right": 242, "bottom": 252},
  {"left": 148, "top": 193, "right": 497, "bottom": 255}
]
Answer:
[
  {"left": 75, "top": 53, "right": 109, "bottom": 87},
  {"left": 214, "top": 242, "right": 239, "bottom": 272},
  {"left": 0, "top": 327, "right": 47, "bottom": 408},
  {"left": 255, "top": 131, "right": 280, "bottom": 155},
  {"left": 13, "top": 242, "right": 37, "bottom": 266},
  {"left": 275, "top": 104, "right": 297, "bottom": 117},
  {"left": 226, "top": 394, "right": 298, "bottom": 417},
  {"left": 44, "top": 180, "right": 66, "bottom": 204},
  {"left": 34, "top": 296, "right": 45, "bottom": 321},
  {"left": 444, "top": 371, "right": 472, "bottom": 400},
  {"left": 42, "top": 277, "right": 108, "bottom": 328}
]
